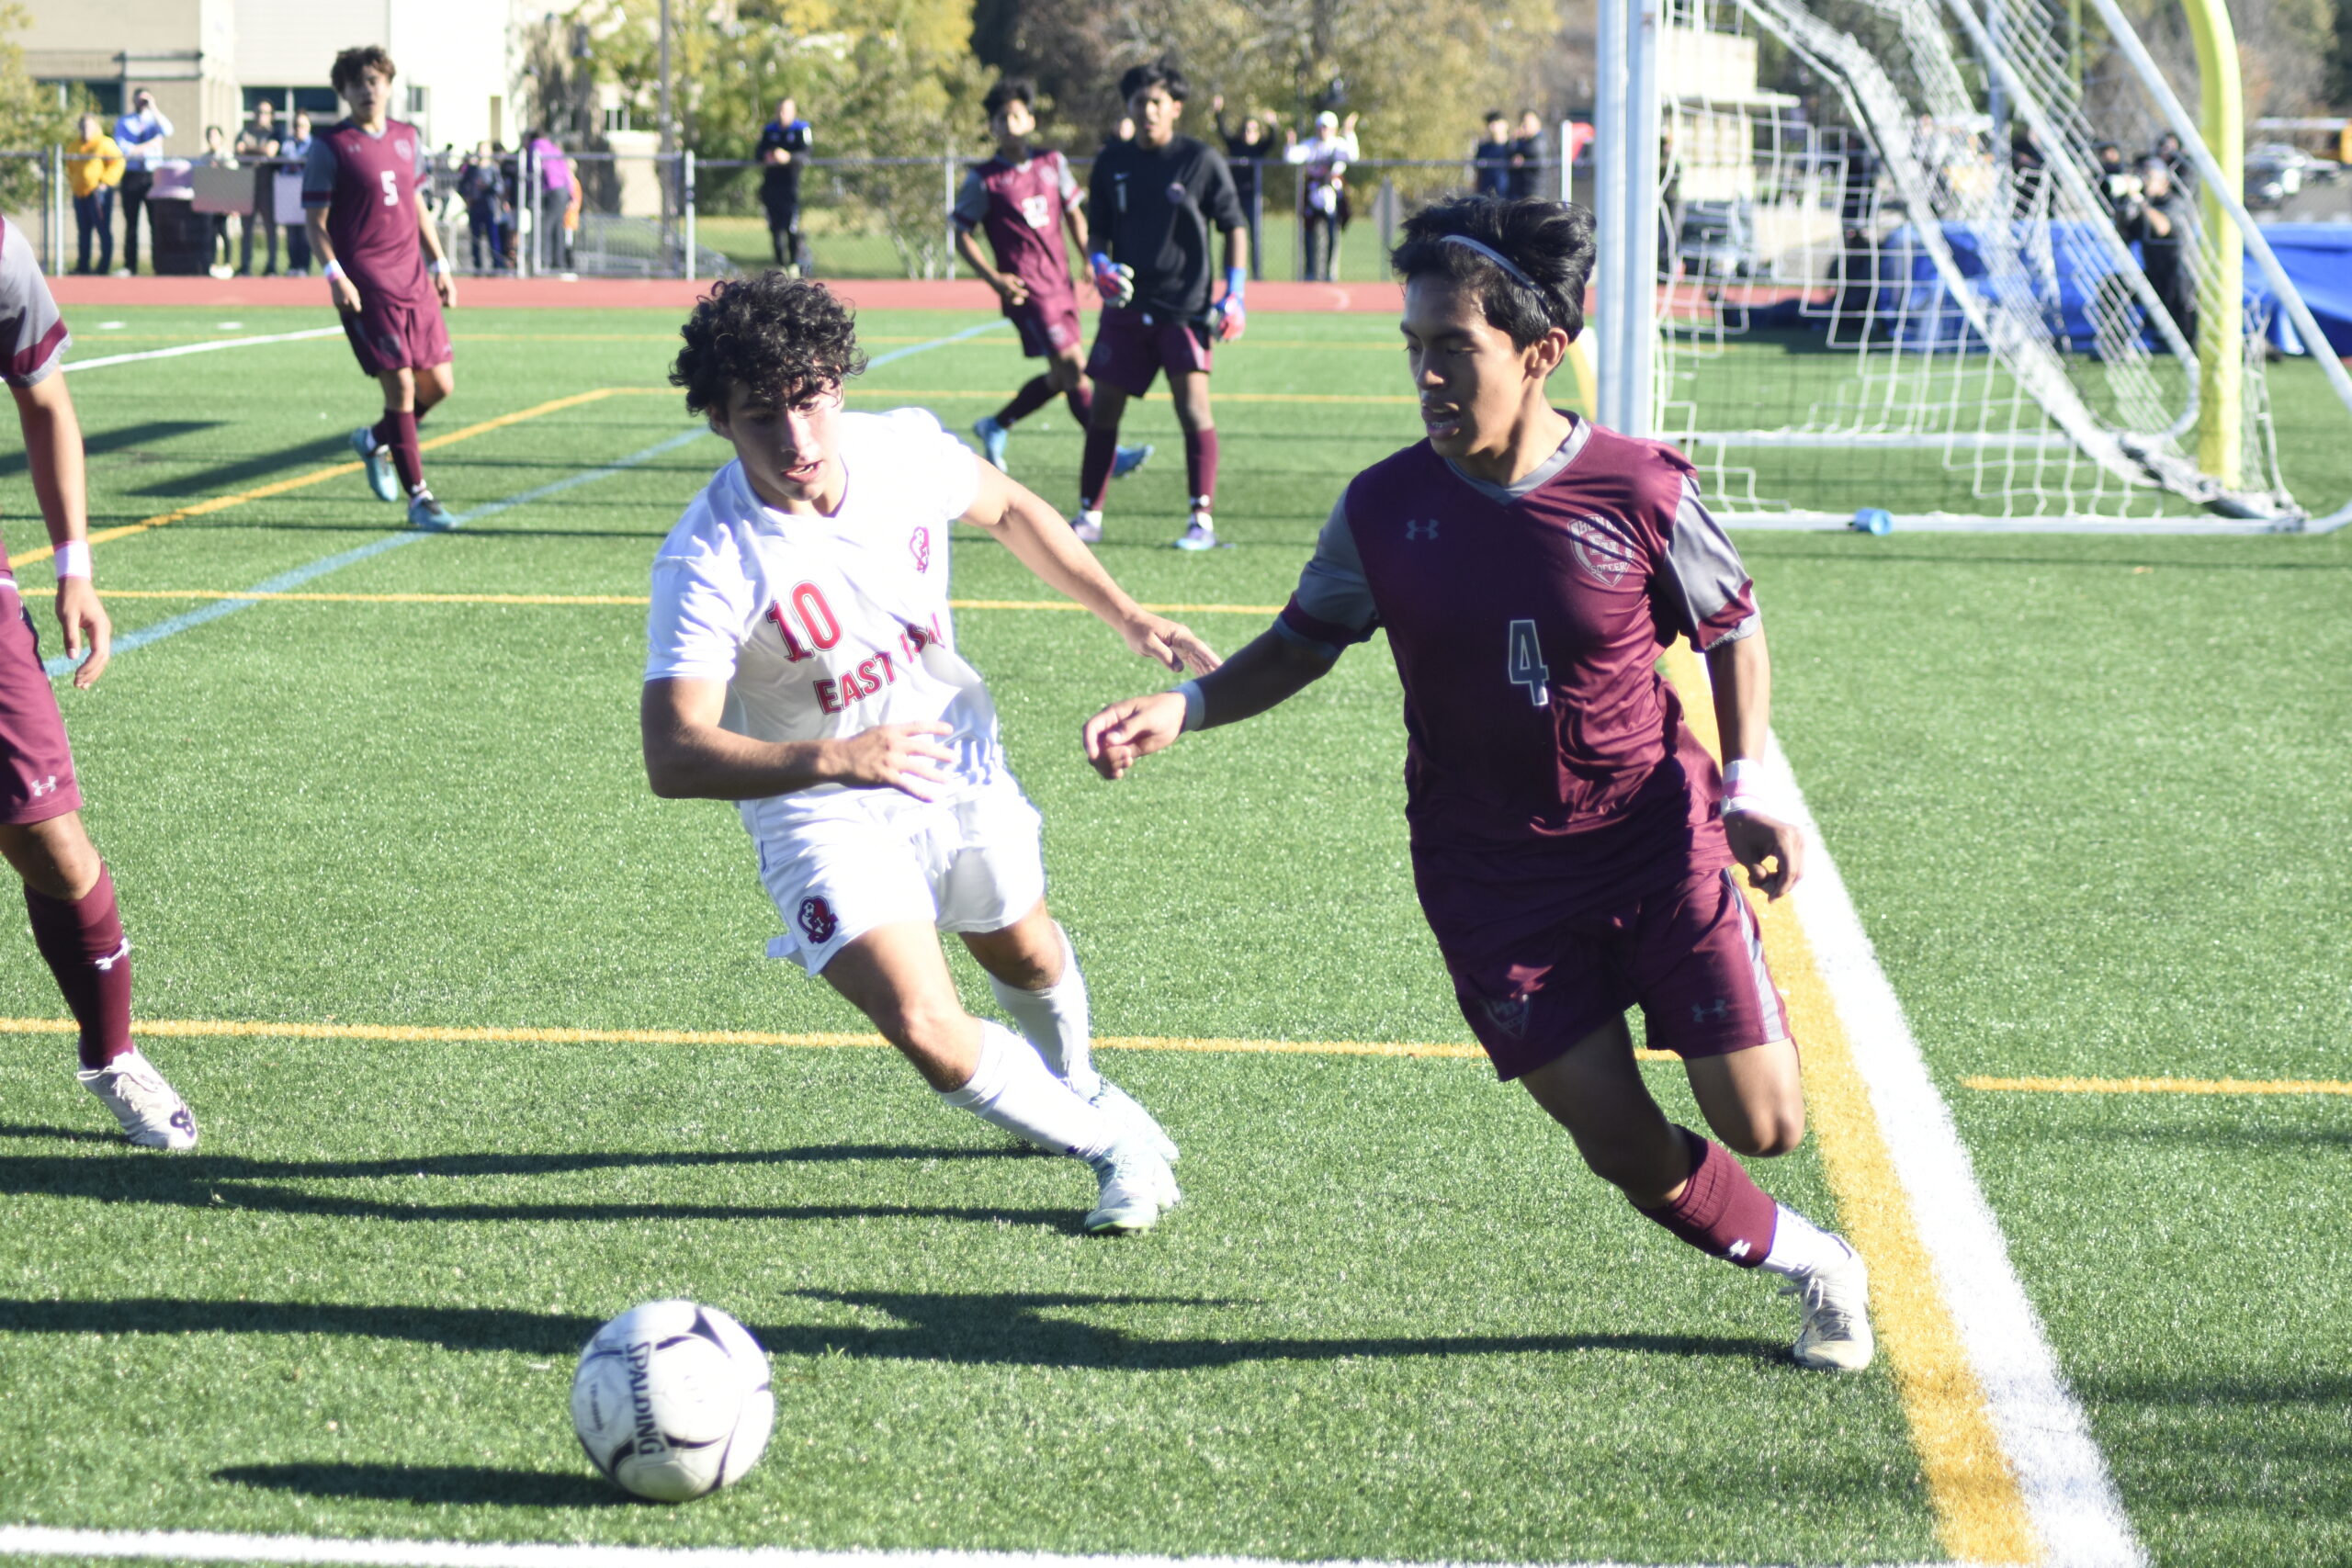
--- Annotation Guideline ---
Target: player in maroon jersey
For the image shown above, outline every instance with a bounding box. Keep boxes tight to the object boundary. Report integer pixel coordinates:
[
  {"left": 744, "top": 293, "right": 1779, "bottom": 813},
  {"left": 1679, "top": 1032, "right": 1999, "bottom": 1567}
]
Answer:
[
  {"left": 954, "top": 79, "right": 1149, "bottom": 489},
  {"left": 0, "top": 219, "right": 195, "bottom": 1148},
  {"left": 302, "top": 45, "right": 459, "bottom": 531},
  {"left": 1081, "top": 196, "right": 1874, "bottom": 1371}
]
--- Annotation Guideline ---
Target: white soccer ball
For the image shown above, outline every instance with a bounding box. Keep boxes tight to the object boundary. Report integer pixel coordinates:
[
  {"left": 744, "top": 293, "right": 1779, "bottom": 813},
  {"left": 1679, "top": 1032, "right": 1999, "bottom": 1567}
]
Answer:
[{"left": 571, "top": 1299, "right": 775, "bottom": 1502}]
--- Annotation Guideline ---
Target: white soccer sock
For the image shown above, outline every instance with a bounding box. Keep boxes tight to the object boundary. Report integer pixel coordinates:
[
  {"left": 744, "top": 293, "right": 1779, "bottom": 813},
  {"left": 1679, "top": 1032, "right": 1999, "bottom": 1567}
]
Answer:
[
  {"left": 940, "top": 1021, "right": 1114, "bottom": 1162},
  {"left": 988, "top": 924, "right": 1100, "bottom": 1099},
  {"left": 1758, "top": 1201, "right": 1853, "bottom": 1279}
]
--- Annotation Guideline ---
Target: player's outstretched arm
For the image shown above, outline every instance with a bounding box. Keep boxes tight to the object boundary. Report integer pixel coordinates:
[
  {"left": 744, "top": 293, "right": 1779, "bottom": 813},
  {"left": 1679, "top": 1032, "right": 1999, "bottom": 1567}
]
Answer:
[
  {"left": 960, "top": 464, "right": 1218, "bottom": 675},
  {"left": 1706, "top": 628, "right": 1805, "bottom": 899},
  {"left": 642, "top": 678, "right": 955, "bottom": 803},
  {"left": 13, "top": 376, "right": 108, "bottom": 689},
  {"left": 1083, "top": 627, "right": 1335, "bottom": 780}
]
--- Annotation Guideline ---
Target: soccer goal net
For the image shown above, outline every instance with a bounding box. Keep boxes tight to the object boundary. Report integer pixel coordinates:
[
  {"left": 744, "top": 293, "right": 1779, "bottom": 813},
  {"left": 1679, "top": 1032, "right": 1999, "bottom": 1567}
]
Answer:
[{"left": 1595, "top": 0, "right": 2352, "bottom": 529}]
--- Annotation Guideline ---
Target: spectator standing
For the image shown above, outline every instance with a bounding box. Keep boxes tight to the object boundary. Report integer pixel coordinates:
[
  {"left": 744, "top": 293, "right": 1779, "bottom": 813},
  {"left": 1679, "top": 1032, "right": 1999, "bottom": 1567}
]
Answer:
[
  {"left": 111, "top": 88, "right": 173, "bottom": 276},
  {"left": 194, "top": 125, "right": 237, "bottom": 276},
  {"left": 1211, "top": 95, "right": 1272, "bottom": 280},
  {"left": 1474, "top": 110, "right": 1514, "bottom": 197},
  {"left": 526, "top": 130, "right": 571, "bottom": 271},
  {"left": 2117, "top": 155, "right": 2196, "bottom": 352},
  {"left": 756, "top": 97, "right": 813, "bottom": 276},
  {"left": 458, "top": 142, "right": 508, "bottom": 271},
  {"left": 279, "top": 113, "right": 316, "bottom": 273},
  {"left": 2153, "top": 130, "right": 2190, "bottom": 185},
  {"left": 65, "top": 116, "right": 125, "bottom": 276},
  {"left": 236, "top": 101, "right": 283, "bottom": 275},
  {"left": 1510, "top": 107, "right": 1547, "bottom": 199},
  {"left": 1283, "top": 109, "right": 1357, "bottom": 283}
]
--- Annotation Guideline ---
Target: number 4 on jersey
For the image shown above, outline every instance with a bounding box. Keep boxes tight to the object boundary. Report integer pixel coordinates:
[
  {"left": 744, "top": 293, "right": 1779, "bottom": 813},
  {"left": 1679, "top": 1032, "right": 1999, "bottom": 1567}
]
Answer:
[{"left": 1507, "top": 619, "right": 1549, "bottom": 707}]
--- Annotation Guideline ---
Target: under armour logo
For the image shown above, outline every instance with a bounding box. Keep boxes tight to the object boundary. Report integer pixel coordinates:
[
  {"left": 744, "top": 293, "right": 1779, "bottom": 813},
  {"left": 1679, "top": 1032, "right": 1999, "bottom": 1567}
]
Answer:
[
  {"left": 28, "top": 776, "right": 57, "bottom": 797},
  {"left": 1691, "top": 997, "right": 1731, "bottom": 1024},
  {"left": 1405, "top": 518, "right": 1441, "bottom": 541},
  {"left": 93, "top": 939, "right": 130, "bottom": 973},
  {"left": 1726, "top": 1239, "right": 1752, "bottom": 1259},
  {"left": 1481, "top": 995, "right": 1531, "bottom": 1040}
]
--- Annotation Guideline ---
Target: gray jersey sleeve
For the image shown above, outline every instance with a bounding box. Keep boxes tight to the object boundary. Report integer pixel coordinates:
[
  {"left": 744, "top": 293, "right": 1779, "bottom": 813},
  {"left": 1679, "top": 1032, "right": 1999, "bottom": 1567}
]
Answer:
[
  {"left": 951, "top": 168, "right": 990, "bottom": 229},
  {"left": 1657, "top": 476, "right": 1759, "bottom": 649},
  {"left": 300, "top": 136, "right": 338, "bottom": 203},
  {"left": 0, "top": 220, "right": 68, "bottom": 388},
  {"left": 1273, "top": 494, "right": 1378, "bottom": 652}
]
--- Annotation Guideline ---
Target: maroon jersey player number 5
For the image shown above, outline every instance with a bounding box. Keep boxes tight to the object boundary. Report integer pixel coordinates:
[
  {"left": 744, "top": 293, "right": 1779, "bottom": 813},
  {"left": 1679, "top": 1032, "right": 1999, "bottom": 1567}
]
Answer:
[{"left": 1083, "top": 196, "right": 1879, "bottom": 1374}]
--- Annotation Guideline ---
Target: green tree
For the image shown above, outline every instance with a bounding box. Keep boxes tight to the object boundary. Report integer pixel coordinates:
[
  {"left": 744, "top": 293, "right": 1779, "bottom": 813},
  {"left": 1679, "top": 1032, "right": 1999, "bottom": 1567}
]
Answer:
[{"left": 0, "top": 4, "right": 83, "bottom": 209}]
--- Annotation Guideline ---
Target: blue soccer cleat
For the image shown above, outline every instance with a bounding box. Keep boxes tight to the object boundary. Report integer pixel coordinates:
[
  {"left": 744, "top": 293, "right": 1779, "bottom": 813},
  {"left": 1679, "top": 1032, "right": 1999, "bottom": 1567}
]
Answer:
[
  {"left": 1111, "top": 443, "right": 1154, "bottom": 479},
  {"left": 350, "top": 426, "right": 399, "bottom": 503},
  {"left": 973, "top": 415, "right": 1010, "bottom": 471},
  {"left": 407, "top": 492, "right": 458, "bottom": 531}
]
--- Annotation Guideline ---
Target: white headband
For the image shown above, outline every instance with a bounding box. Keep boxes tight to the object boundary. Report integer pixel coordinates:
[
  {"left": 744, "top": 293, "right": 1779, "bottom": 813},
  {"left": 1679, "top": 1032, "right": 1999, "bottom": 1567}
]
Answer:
[{"left": 1438, "top": 232, "right": 1539, "bottom": 292}]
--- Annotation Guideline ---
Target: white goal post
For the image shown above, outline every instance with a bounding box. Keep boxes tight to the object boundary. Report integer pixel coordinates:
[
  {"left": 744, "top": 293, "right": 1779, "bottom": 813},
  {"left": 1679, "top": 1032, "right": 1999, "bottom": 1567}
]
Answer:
[{"left": 1589, "top": 0, "right": 2352, "bottom": 531}]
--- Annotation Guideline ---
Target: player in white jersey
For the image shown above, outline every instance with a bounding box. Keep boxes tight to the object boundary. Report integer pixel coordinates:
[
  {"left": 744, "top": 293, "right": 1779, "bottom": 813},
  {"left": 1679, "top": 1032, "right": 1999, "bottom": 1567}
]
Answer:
[{"left": 642, "top": 275, "right": 1217, "bottom": 1234}]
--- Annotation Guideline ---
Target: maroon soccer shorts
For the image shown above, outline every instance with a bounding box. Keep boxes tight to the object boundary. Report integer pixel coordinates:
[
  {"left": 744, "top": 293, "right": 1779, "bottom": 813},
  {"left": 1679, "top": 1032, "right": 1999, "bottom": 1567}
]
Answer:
[
  {"left": 1009, "top": 288, "right": 1083, "bottom": 359},
  {"left": 340, "top": 287, "right": 453, "bottom": 378},
  {"left": 1085, "top": 305, "right": 1213, "bottom": 396},
  {"left": 1420, "top": 860, "right": 1790, "bottom": 1079},
  {"left": 0, "top": 584, "right": 82, "bottom": 825}
]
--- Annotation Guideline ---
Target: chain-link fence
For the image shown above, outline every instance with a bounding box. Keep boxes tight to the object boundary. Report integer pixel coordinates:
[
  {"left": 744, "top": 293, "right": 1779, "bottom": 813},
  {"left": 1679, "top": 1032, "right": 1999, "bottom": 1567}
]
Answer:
[{"left": 11, "top": 147, "right": 1581, "bottom": 284}]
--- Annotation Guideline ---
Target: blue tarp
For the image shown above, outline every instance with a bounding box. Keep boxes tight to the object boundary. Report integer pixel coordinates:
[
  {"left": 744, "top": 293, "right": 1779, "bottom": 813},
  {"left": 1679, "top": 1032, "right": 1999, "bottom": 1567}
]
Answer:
[{"left": 1849, "top": 219, "right": 2352, "bottom": 355}]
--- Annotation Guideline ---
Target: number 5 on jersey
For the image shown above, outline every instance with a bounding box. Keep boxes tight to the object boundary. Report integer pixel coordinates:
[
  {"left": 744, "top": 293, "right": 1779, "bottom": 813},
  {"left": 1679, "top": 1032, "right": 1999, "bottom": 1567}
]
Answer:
[
  {"left": 380, "top": 169, "right": 400, "bottom": 207},
  {"left": 1508, "top": 619, "right": 1549, "bottom": 707}
]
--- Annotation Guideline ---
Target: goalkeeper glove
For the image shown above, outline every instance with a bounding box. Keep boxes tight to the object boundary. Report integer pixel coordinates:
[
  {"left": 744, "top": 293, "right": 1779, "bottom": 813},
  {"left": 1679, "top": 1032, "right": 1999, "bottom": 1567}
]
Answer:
[
  {"left": 1211, "top": 266, "right": 1248, "bottom": 341},
  {"left": 1090, "top": 252, "right": 1136, "bottom": 307}
]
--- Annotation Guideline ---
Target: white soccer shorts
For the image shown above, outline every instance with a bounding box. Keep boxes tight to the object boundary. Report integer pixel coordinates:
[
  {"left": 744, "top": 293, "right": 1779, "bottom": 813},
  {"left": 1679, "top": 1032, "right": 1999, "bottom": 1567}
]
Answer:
[{"left": 754, "top": 783, "right": 1046, "bottom": 976}]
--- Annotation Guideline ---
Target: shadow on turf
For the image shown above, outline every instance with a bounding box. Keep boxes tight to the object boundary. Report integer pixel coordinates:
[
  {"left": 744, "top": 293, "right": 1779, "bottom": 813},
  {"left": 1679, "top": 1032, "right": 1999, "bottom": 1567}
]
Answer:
[
  {"left": 215, "top": 1462, "right": 621, "bottom": 1509},
  {"left": 3, "top": 421, "right": 217, "bottom": 481},
  {"left": 0, "top": 1145, "right": 1064, "bottom": 1225},
  {"left": 0, "top": 1292, "right": 1776, "bottom": 1369}
]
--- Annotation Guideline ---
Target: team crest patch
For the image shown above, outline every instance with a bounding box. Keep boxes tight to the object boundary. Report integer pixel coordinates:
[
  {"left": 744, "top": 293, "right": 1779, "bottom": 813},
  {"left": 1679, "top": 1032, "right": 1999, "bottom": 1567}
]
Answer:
[
  {"left": 797, "top": 897, "right": 839, "bottom": 945},
  {"left": 1480, "top": 995, "right": 1532, "bottom": 1040},
  {"left": 1566, "top": 515, "right": 1640, "bottom": 588},
  {"left": 910, "top": 526, "right": 931, "bottom": 573},
  {"left": 394, "top": 136, "right": 414, "bottom": 161}
]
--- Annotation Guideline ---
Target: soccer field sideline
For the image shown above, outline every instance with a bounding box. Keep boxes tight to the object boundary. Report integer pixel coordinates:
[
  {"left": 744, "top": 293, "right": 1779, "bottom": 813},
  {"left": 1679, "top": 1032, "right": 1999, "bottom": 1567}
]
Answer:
[{"left": 1, "top": 307, "right": 2200, "bottom": 1566}]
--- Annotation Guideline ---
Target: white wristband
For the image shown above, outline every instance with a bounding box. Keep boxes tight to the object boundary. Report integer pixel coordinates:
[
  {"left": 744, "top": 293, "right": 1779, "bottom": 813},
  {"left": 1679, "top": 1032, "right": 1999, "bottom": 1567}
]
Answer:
[
  {"left": 427, "top": 258, "right": 451, "bottom": 276},
  {"left": 1719, "top": 757, "right": 1788, "bottom": 819},
  {"left": 323, "top": 259, "right": 345, "bottom": 280},
  {"left": 1173, "top": 680, "right": 1205, "bottom": 732},
  {"left": 54, "top": 541, "right": 90, "bottom": 581}
]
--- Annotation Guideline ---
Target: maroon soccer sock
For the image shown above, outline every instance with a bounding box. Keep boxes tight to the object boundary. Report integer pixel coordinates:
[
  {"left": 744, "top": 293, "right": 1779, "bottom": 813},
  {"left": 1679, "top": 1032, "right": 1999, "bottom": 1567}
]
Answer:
[
  {"left": 374, "top": 408, "right": 424, "bottom": 494},
  {"left": 1080, "top": 427, "right": 1118, "bottom": 511},
  {"left": 1635, "top": 1126, "right": 1780, "bottom": 1267},
  {"left": 1062, "top": 383, "right": 1094, "bottom": 425},
  {"left": 25, "top": 865, "right": 132, "bottom": 1072},
  {"left": 995, "top": 376, "right": 1056, "bottom": 429},
  {"left": 1184, "top": 426, "right": 1219, "bottom": 506}
]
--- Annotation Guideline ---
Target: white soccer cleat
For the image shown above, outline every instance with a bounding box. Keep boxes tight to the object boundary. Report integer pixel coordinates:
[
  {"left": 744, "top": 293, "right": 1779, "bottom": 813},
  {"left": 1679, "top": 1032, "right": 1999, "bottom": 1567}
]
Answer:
[
  {"left": 1082, "top": 1139, "right": 1180, "bottom": 1235},
  {"left": 1069, "top": 513, "right": 1103, "bottom": 544},
  {"left": 1784, "top": 1242, "right": 1874, "bottom": 1371},
  {"left": 1171, "top": 514, "right": 1221, "bottom": 551},
  {"left": 77, "top": 1048, "right": 198, "bottom": 1150},
  {"left": 1088, "top": 1078, "right": 1179, "bottom": 1164}
]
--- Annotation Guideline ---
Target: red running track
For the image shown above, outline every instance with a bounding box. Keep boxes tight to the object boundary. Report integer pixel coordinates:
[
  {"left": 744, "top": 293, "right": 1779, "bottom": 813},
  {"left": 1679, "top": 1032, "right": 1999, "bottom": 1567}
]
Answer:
[{"left": 49, "top": 275, "right": 1407, "bottom": 314}]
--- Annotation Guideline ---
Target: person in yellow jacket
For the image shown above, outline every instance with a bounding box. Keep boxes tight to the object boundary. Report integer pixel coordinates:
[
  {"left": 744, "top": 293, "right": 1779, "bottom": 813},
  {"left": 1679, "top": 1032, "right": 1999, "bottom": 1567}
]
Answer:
[{"left": 66, "top": 116, "right": 126, "bottom": 276}]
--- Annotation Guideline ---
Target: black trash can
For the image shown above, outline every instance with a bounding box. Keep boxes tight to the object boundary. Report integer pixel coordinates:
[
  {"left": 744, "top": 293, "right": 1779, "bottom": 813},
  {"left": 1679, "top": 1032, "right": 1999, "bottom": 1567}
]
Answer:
[{"left": 146, "top": 197, "right": 210, "bottom": 276}]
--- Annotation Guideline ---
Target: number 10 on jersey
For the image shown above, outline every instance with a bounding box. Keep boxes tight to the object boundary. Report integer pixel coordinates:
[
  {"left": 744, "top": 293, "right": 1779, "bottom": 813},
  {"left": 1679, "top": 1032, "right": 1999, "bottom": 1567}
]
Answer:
[{"left": 1507, "top": 619, "right": 1550, "bottom": 707}]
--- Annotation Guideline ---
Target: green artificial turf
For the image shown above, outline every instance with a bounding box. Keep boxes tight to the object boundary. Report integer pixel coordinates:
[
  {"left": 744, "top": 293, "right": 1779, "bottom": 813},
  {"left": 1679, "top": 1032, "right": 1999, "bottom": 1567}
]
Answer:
[{"left": 0, "top": 308, "right": 2339, "bottom": 1566}]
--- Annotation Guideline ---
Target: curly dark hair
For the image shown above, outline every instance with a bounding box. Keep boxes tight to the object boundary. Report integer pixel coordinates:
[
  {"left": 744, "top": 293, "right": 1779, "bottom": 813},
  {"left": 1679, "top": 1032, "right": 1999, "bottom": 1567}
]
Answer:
[
  {"left": 983, "top": 77, "right": 1036, "bottom": 118},
  {"left": 1390, "top": 196, "right": 1596, "bottom": 347},
  {"left": 1118, "top": 60, "right": 1189, "bottom": 104},
  {"left": 330, "top": 45, "right": 397, "bottom": 93},
  {"left": 671, "top": 273, "right": 868, "bottom": 418}
]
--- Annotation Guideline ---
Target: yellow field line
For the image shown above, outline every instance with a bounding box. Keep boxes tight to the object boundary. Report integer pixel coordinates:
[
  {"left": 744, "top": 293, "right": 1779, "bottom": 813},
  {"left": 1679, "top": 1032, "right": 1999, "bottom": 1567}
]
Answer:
[
  {"left": 0, "top": 1014, "right": 1679, "bottom": 1062},
  {"left": 1965, "top": 1074, "right": 2352, "bottom": 1096},
  {"left": 1662, "top": 641, "right": 2035, "bottom": 1565},
  {"left": 9, "top": 389, "right": 643, "bottom": 571}
]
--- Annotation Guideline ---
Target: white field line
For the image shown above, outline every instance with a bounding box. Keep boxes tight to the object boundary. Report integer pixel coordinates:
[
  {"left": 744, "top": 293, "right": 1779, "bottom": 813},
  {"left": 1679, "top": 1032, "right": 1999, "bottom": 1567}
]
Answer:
[
  {"left": 0, "top": 1528, "right": 1996, "bottom": 1568},
  {"left": 1759, "top": 733, "right": 2147, "bottom": 1568},
  {"left": 62, "top": 327, "right": 345, "bottom": 373}
]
